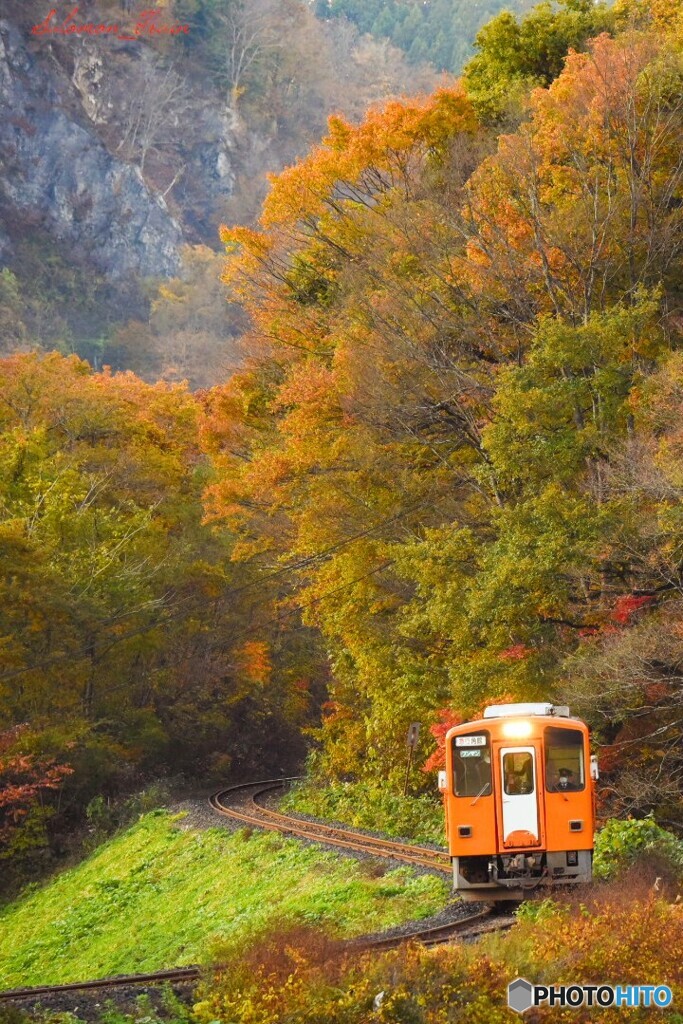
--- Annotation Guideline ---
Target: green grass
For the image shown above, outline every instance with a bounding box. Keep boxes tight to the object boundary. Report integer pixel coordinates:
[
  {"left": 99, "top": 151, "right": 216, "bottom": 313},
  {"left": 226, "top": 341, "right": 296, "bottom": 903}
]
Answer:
[
  {"left": 0, "top": 811, "right": 449, "bottom": 988},
  {"left": 282, "top": 779, "right": 445, "bottom": 846}
]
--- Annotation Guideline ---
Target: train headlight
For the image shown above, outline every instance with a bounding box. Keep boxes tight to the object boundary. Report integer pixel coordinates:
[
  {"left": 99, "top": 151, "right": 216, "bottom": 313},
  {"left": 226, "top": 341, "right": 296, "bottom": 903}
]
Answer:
[{"left": 501, "top": 720, "right": 532, "bottom": 739}]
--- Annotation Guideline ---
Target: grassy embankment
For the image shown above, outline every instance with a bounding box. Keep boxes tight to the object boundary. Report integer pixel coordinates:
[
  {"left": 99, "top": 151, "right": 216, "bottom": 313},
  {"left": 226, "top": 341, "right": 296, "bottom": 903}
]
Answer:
[
  {"left": 282, "top": 780, "right": 445, "bottom": 845},
  {"left": 0, "top": 810, "right": 448, "bottom": 988}
]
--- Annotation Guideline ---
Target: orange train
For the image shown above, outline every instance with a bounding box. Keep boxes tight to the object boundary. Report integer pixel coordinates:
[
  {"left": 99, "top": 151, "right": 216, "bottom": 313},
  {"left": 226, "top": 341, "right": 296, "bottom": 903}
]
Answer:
[{"left": 438, "top": 703, "right": 598, "bottom": 901}]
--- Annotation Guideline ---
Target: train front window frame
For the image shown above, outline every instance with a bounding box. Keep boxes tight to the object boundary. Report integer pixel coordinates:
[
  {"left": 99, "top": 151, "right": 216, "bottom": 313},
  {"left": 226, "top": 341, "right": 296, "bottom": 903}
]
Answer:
[
  {"left": 452, "top": 731, "right": 491, "bottom": 797},
  {"left": 544, "top": 726, "right": 586, "bottom": 792}
]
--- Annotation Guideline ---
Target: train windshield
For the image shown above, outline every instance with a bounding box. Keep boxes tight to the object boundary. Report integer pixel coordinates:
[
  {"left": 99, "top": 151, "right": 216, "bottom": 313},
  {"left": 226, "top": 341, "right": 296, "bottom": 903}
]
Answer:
[
  {"left": 452, "top": 732, "right": 491, "bottom": 797},
  {"left": 544, "top": 726, "right": 585, "bottom": 791}
]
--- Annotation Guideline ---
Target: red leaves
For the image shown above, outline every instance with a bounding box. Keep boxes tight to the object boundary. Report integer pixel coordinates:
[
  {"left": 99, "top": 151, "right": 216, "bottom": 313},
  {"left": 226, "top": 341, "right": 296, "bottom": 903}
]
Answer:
[
  {"left": 0, "top": 729, "right": 73, "bottom": 841},
  {"left": 498, "top": 643, "right": 530, "bottom": 661},
  {"left": 612, "top": 594, "right": 655, "bottom": 624},
  {"left": 422, "top": 708, "right": 462, "bottom": 773}
]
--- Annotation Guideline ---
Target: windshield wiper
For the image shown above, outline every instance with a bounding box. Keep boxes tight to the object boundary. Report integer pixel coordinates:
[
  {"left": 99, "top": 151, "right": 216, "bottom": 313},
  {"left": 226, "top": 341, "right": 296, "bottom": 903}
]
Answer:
[{"left": 470, "top": 782, "right": 491, "bottom": 807}]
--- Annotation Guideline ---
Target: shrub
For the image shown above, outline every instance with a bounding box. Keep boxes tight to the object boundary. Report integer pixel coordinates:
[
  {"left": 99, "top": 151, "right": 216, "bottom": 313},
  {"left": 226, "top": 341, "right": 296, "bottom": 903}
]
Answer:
[
  {"left": 514, "top": 896, "right": 558, "bottom": 924},
  {"left": 195, "top": 929, "right": 511, "bottom": 1024},
  {"left": 593, "top": 815, "right": 683, "bottom": 880},
  {"left": 194, "top": 880, "right": 683, "bottom": 1023}
]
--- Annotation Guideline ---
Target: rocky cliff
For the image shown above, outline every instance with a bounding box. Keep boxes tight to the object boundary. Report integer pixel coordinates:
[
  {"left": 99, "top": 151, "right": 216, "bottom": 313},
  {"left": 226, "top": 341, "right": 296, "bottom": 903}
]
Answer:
[
  {"left": 0, "top": 16, "right": 237, "bottom": 281},
  {"left": 0, "top": 0, "right": 435, "bottom": 369}
]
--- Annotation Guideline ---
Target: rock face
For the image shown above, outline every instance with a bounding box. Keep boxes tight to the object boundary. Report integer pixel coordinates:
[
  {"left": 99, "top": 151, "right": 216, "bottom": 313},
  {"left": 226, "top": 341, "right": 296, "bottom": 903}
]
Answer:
[
  {"left": 66, "top": 41, "right": 238, "bottom": 242},
  {"left": 0, "top": 19, "right": 236, "bottom": 281}
]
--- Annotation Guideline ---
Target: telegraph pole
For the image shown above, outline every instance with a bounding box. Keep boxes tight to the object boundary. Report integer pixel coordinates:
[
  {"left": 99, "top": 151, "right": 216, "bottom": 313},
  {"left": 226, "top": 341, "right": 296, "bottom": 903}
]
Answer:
[{"left": 403, "top": 722, "right": 420, "bottom": 797}]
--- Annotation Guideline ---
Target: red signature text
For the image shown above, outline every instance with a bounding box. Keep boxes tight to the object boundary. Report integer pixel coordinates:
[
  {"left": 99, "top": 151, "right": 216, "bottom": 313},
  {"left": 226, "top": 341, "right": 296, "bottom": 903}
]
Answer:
[{"left": 32, "top": 7, "right": 190, "bottom": 40}]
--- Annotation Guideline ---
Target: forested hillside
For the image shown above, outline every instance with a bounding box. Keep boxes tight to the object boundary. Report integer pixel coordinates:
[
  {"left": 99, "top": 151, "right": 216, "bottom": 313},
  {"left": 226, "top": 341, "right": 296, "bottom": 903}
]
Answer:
[
  {"left": 0, "top": 0, "right": 615, "bottom": 385},
  {"left": 2, "top": 0, "right": 683, "bottom": 897},
  {"left": 314, "top": 0, "right": 535, "bottom": 72},
  {"left": 208, "top": 0, "right": 683, "bottom": 821}
]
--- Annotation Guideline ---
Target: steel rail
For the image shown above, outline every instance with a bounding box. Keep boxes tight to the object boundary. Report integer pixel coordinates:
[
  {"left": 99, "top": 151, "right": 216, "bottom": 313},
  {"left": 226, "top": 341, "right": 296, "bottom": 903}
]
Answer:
[
  {"left": 209, "top": 779, "right": 451, "bottom": 873},
  {"left": 0, "top": 967, "right": 200, "bottom": 1002},
  {"left": 251, "top": 784, "right": 451, "bottom": 864}
]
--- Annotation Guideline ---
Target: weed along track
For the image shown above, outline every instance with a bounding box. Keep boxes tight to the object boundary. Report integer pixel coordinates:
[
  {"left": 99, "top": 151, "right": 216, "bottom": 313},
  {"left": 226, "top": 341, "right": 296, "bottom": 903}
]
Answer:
[
  {"left": 209, "top": 778, "right": 453, "bottom": 872},
  {"left": 0, "top": 779, "right": 514, "bottom": 1007}
]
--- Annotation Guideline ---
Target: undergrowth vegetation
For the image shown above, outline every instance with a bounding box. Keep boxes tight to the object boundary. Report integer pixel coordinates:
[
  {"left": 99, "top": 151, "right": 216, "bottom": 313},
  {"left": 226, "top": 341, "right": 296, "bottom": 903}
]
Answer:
[
  {"left": 192, "top": 870, "right": 683, "bottom": 1024},
  {"left": 2, "top": 858, "right": 682, "bottom": 1023},
  {"left": 593, "top": 816, "right": 683, "bottom": 880},
  {"left": 282, "top": 779, "right": 444, "bottom": 845}
]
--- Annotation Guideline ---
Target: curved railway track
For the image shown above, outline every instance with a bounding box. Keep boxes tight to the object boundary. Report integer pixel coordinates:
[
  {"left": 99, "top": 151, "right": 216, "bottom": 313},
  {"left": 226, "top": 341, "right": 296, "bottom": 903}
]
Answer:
[
  {"left": 0, "top": 778, "right": 515, "bottom": 1006},
  {"left": 209, "top": 777, "right": 452, "bottom": 873}
]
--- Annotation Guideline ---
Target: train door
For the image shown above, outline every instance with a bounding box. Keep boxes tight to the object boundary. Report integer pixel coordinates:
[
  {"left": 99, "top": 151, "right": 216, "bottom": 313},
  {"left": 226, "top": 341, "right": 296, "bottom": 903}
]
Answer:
[{"left": 498, "top": 746, "right": 541, "bottom": 847}]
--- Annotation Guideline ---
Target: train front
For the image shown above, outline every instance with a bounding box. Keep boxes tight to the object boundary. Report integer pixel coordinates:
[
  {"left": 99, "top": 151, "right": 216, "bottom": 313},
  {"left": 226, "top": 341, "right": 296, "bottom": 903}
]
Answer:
[{"left": 439, "top": 703, "right": 596, "bottom": 901}]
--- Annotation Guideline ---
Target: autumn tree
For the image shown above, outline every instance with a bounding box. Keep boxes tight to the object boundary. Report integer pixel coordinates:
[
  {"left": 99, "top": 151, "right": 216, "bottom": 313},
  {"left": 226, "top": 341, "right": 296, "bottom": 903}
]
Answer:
[
  {"left": 463, "top": 0, "right": 616, "bottom": 123},
  {"left": 204, "top": 88, "right": 498, "bottom": 781},
  {"left": 0, "top": 353, "right": 321, "bottom": 883},
  {"left": 0, "top": 727, "right": 72, "bottom": 873},
  {"left": 464, "top": 31, "right": 683, "bottom": 326},
  {"left": 560, "top": 351, "right": 683, "bottom": 818},
  {"left": 203, "top": 5, "right": 683, "bottom": 813}
]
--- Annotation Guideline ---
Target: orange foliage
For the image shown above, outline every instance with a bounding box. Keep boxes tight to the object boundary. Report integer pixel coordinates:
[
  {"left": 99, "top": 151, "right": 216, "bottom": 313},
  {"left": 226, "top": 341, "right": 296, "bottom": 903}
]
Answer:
[
  {"left": 466, "top": 30, "right": 681, "bottom": 324},
  {"left": 257, "top": 89, "right": 477, "bottom": 229},
  {"left": 200, "top": 17, "right": 683, "bottom": 785},
  {"left": 520, "top": 890, "right": 683, "bottom": 1021},
  {"left": 236, "top": 641, "right": 272, "bottom": 686},
  {"left": 196, "top": 880, "right": 683, "bottom": 1023}
]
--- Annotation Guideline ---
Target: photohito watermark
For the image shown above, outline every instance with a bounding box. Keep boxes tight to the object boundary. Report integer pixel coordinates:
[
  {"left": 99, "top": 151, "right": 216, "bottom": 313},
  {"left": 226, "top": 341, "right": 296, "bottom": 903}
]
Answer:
[{"left": 508, "top": 977, "right": 673, "bottom": 1014}]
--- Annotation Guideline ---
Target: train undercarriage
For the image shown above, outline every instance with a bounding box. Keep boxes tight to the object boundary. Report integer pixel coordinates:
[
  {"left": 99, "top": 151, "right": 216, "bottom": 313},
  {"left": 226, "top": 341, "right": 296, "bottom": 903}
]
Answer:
[{"left": 453, "top": 850, "right": 593, "bottom": 902}]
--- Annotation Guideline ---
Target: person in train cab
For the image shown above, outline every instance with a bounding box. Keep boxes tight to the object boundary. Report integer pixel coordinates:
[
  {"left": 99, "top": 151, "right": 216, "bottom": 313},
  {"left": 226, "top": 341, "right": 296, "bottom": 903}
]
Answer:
[
  {"left": 549, "top": 767, "right": 580, "bottom": 791},
  {"left": 505, "top": 769, "right": 531, "bottom": 794}
]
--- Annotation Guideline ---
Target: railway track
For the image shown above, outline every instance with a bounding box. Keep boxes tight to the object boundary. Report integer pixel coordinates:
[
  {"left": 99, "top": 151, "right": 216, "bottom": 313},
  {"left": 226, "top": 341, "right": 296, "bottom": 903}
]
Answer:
[
  {"left": 209, "top": 777, "right": 452, "bottom": 873},
  {"left": 0, "top": 909, "right": 514, "bottom": 1004},
  {"left": 0, "top": 967, "right": 201, "bottom": 1003},
  {"left": 0, "top": 779, "right": 515, "bottom": 1006}
]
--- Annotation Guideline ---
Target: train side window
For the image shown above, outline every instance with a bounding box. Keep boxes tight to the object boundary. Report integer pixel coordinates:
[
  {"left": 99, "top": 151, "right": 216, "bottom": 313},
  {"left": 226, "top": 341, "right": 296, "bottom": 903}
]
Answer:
[
  {"left": 452, "top": 732, "right": 491, "bottom": 797},
  {"left": 502, "top": 751, "right": 534, "bottom": 795},
  {"left": 544, "top": 727, "right": 585, "bottom": 791}
]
